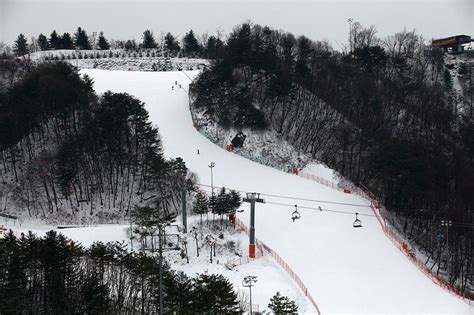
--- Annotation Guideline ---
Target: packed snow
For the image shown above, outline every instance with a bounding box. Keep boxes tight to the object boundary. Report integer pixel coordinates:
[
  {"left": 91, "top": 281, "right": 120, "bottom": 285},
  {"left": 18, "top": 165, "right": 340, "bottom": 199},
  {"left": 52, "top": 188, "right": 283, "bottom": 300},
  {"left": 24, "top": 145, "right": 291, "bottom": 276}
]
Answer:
[{"left": 62, "top": 68, "right": 472, "bottom": 314}]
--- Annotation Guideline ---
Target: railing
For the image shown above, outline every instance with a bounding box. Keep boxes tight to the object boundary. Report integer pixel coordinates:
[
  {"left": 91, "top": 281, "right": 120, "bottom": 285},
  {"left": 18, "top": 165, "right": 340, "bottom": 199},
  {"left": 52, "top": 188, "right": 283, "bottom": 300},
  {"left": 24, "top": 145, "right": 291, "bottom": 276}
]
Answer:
[
  {"left": 234, "top": 218, "right": 321, "bottom": 314},
  {"left": 298, "top": 171, "right": 341, "bottom": 191}
]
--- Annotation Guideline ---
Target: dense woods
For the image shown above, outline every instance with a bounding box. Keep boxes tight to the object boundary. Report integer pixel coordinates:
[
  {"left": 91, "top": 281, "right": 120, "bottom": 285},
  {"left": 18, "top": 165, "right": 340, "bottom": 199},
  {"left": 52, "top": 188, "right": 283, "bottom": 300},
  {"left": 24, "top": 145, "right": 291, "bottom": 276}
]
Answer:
[
  {"left": 0, "top": 63, "right": 194, "bottom": 223},
  {"left": 191, "top": 22, "right": 474, "bottom": 294},
  {"left": 0, "top": 230, "right": 240, "bottom": 314}
]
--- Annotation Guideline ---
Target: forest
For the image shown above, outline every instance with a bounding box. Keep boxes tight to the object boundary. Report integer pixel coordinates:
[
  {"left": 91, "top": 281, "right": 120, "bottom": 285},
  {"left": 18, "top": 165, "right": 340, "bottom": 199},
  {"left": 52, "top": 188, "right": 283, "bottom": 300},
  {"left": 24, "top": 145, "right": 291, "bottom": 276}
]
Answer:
[
  {"left": 0, "top": 62, "right": 194, "bottom": 223},
  {"left": 190, "top": 22, "right": 474, "bottom": 294},
  {"left": 0, "top": 230, "right": 241, "bottom": 314}
]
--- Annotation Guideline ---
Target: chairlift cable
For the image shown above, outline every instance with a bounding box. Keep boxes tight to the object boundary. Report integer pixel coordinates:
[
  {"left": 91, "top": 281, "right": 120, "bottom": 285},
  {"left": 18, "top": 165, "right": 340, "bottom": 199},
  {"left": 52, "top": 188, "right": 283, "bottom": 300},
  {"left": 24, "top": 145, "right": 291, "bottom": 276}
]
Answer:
[
  {"left": 197, "top": 185, "right": 474, "bottom": 227},
  {"left": 196, "top": 183, "right": 371, "bottom": 208}
]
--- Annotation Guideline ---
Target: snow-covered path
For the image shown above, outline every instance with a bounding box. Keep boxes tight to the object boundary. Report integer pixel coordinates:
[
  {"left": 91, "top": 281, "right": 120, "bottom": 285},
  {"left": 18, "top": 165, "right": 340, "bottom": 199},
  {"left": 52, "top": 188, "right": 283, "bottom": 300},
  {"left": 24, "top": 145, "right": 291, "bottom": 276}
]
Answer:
[{"left": 82, "top": 69, "right": 472, "bottom": 314}]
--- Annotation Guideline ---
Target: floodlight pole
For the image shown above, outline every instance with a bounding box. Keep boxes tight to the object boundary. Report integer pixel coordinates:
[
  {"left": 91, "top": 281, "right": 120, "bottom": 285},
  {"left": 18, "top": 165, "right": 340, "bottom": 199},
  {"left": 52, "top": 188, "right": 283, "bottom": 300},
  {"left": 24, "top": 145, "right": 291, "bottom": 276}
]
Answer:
[
  {"left": 243, "top": 193, "right": 265, "bottom": 258},
  {"left": 243, "top": 275, "right": 258, "bottom": 315}
]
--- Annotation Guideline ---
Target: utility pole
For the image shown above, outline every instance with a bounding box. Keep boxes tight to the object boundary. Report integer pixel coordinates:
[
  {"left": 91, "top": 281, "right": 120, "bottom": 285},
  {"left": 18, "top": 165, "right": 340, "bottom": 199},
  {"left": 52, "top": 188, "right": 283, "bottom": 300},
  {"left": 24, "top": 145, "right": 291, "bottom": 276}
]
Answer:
[
  {"left": 348, "top": 18, "right": 353, "bottom": 53},
  {"left": 92, "top": 31, "right": 97, "bottom": 61},
  {"left": 243, "top": 275, "right": 258, "bottom": 314},
  {"left": 158, "top": 223, "right": 164, "bottom": 315},
  {"left": 243, "top": 193, "right": 265, "bottom": 258},
  {"left": 181, "top": 186, "right": 187, "bottom": 233}
]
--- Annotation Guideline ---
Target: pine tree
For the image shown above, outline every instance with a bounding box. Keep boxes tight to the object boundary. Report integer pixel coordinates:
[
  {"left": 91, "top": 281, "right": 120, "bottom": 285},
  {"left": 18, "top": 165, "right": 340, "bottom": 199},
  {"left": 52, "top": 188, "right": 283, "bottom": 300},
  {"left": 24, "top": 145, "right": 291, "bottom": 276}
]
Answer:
[
  {"left": 193, "top": 190, "right": 208, "bottom": 225},
  {"left": 97, "top": 32, "right": 110, "bottom": 50},
  {"left": 124, "top": 40, "right": 136, "bottom": 51},
  {"left": 192, "top": 273, "right": 239, "bottom": 313},
  {"left": 13, "top": 34, "right": 28, "bottom": 56},
  {"left": 162, "top": 270, "right": 193, "bottom": 312},
  {"left": 37, "top": 33, "right": 49, "bottom": 51},
  {"left": 142, "top": 30, "right": 157, "bottom": 49},
  {"left": 74, "top": 27, "right": 91, "bottom": 50},
  {"left": 268, "top": 292, "right": 298, "bottom": 314},
  {"left": 183, "top": 29, "right": 201, "bottom": 56},
  {"left": 228, "top": 189, "right": 242, "bottom": 213},
  {"left": 164, "top": 32, "right": 180, "bottom": 54},
  {"left": 215, "top": 187, "right": 231, "bottom": 222},
  {"left": 61, "top": 33, "right": 74, "bottom": 49},
  {"left": 49, "top": 30, "right": 61, "bottom": 49}
]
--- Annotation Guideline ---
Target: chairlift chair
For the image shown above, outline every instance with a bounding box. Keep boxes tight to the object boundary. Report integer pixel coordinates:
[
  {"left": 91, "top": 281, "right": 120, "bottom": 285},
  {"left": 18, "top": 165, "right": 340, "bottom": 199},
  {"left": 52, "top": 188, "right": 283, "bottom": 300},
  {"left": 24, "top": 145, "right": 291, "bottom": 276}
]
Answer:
[
  {"left": 353, "top": 212, "right": 362, "bottom": 228},
  {"left": 291, "top": 205, "right": 301, "bottom": 222}
]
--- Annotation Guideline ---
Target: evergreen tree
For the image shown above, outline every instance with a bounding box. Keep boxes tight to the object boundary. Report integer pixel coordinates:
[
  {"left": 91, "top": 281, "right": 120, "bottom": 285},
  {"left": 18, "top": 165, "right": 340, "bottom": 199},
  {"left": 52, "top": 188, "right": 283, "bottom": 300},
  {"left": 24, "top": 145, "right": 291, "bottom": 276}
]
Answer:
[
  {"left": 74, "top": 27, "right": 91, "bottom": 50},
  {"left": 205, "top": 35, "right": 224, "bottom": 59},
  {"left": 37, "top": 33, "right": 49, "bottom": 51},
  {"left": 193, "top": 190, "right": 208, "bottom": 225},
  {"left": 49, "top": 30, "right": 61, "bottom": 49},
  {"left": 164, "top": 32, "right": 180, "bottom": 54},
  {"left": 97, "top": 32, "right": 110, "bottom": 50},
  {"left": 162, "top": 270, "right": 193, "bottom": 312},
  {"left": 228, "top": 189, "right": 242, "bottom": 213},
  {"left": 142, "top": 30, "right": 157, "bottom": 49},
  {"left": 124, "top": 39, "right": 136, "bottom": 50},
  {"left": 61, "top": 32, "right": 74, "bottom": 49},
  {"left": 13, "top": 33, "right": 28, "bottom": 56},
  {"left": 268, "top": 292, "right": 298, "bottom": 314},
  {"left": 183, "top": 29, "right": 201, "bottom": 56},
  {"left": 192, "top": 273, "right": 239, "bottom": 313}
]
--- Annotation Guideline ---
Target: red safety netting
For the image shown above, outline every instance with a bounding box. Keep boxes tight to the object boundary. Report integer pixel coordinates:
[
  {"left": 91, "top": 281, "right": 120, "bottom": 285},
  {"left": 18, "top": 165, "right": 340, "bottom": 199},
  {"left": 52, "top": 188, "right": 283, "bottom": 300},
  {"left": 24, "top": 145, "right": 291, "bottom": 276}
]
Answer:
[{"left": 234, "top": 218, "right": 322, "bottom": 314}]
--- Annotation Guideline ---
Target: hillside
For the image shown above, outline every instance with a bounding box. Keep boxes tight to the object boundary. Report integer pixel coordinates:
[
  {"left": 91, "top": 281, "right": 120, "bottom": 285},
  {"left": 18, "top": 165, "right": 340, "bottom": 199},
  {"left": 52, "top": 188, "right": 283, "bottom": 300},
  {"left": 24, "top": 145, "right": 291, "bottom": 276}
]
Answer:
[
  {"left": 190, "top": 22, "right": 474, "bottom": 295},
  {"left": 81, "top": 68, "right": 472, "bottom": 313},
  {"left": 0, "top": 63, "right": 192, "bottom": 224}
]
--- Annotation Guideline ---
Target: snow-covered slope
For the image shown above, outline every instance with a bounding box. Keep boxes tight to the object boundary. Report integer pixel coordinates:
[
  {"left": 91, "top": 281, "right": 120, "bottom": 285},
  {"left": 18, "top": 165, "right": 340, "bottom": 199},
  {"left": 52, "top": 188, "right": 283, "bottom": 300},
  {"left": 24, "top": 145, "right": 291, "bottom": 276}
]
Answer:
[{"left": 81, "top": 69, "right": 472, "bottom": 314}]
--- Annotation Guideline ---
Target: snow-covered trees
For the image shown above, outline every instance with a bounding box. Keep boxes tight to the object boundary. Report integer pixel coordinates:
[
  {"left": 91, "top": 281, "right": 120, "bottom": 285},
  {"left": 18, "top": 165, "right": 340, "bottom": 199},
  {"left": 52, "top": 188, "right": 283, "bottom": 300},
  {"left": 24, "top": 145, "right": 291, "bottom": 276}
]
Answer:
[
  {"left": 191, "top": 21, "right": 474, "bottom": 292},
  {"left": 0, "top": 62, "right": 191, "bottom": 222},
  {"left": 268, "top": 292, "right": 298, "bottom": 314}
]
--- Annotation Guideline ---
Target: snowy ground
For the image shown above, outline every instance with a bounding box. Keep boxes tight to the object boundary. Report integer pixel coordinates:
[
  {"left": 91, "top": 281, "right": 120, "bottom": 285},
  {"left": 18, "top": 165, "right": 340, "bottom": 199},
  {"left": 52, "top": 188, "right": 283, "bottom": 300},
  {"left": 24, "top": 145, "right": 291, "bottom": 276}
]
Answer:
[{"left": 76, "top": 68, "right": 473, "bottom": 314}]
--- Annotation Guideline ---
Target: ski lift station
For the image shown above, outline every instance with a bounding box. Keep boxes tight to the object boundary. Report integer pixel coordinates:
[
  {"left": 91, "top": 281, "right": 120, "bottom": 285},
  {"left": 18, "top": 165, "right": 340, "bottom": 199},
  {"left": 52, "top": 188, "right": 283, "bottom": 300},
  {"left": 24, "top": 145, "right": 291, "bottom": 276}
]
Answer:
[{"left": 432, "top": 34, "right": 472, "bottom": 53}]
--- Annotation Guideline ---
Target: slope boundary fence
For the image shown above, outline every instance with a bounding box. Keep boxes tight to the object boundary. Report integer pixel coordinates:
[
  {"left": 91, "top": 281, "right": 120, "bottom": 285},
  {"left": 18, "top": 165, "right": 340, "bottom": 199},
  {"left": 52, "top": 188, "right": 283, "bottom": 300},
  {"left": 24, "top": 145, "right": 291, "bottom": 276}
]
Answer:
[
  {"left": 357, "top": 187, "right": 473, "bottom": 305},
  {"left": 298, "top": 171, "right": 340, "bottom": 191},
  {"left": 234, "top": 218, "right": 322, "bottom": 314},
  {"left": 296, "top": 171, "right": 473, "bottom": 305}
]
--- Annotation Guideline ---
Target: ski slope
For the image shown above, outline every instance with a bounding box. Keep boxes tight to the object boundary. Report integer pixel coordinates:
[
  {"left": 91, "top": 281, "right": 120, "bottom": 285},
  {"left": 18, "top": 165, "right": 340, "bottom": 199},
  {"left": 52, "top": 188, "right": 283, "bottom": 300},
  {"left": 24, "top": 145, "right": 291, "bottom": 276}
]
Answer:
[{"left": 82, "top": 69, "right": 472, "bottom": 314}]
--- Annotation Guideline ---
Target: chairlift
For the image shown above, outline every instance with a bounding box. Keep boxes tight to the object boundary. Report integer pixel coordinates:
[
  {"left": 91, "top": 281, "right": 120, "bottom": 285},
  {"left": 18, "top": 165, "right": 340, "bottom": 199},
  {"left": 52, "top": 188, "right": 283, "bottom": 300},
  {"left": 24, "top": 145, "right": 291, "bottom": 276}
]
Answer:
[
  {"left": 353, "top": 212, "right": 362, "bottom": 228},
  {"left": 291, "top": 205, "right": 301, "bottom": 222}
]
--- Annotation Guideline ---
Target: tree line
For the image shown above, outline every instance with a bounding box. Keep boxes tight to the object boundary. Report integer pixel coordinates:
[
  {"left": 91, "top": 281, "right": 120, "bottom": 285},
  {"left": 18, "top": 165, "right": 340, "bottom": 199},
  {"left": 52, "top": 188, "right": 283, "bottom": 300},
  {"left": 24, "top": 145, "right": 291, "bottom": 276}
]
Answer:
[
  {"left": 0, "top": 230, "right": 241, "bottom": 314},
  {"left": 12, "top": 26, "right": 224, "bottom": 58},
  {"left": 190, "top": 21, "right": 474, "bottom": 295}
]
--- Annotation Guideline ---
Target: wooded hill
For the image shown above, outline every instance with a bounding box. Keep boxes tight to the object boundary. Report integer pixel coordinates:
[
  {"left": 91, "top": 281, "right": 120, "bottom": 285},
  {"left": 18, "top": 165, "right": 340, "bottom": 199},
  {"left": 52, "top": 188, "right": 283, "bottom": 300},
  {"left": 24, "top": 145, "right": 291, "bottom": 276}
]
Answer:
[
  {"left": 0, "top": 63, "right": 194, "bottom": 223},
  {"left": 0, "top": 230, "right": 240, "bottom": 314},
  {"left": 191, "top": 22, "right": 474, "bottom": 294}
]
